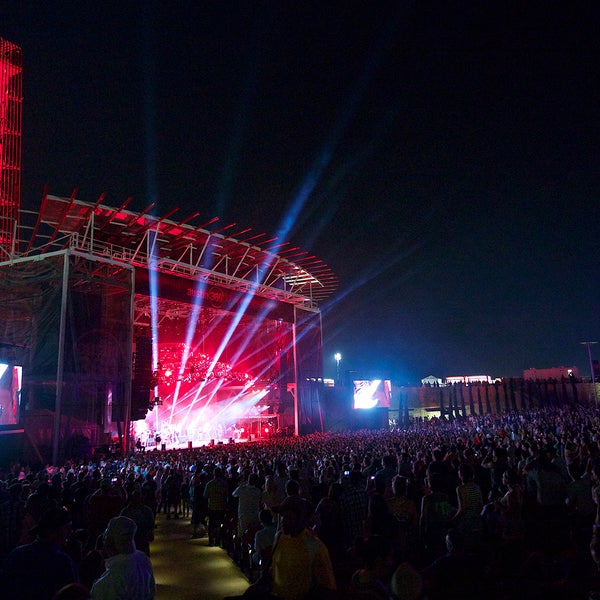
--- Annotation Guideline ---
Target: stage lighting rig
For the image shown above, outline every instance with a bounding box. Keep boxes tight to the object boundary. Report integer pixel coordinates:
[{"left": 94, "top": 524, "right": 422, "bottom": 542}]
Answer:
[{"left": 150, "top": 366, "right": 161, "bottom": 388}]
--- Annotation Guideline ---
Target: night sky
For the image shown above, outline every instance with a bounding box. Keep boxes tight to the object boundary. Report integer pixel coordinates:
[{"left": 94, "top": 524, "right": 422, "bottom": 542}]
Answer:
[{"left": 2, "top": 1, "right": 599, "bottom": 384}]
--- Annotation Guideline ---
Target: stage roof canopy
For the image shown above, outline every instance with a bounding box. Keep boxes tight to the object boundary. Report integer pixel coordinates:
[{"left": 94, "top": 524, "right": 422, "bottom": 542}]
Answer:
[{"left": 10, "top": 190, "right": 338, "bottom": 307}]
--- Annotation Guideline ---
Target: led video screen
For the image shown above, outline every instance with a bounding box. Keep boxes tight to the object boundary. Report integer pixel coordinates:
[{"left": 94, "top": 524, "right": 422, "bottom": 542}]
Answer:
[
  {"left": 352, "top": 379, "right": 391, "bottom": 409},
  {"left": 0, "top": 363, "right": 22, "bottom": 425}
]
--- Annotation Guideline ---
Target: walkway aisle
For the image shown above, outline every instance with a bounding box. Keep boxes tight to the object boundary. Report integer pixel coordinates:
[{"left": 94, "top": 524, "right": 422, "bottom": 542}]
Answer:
[{"left": 151, "top": 513, "right": 250, "bottom": 600}]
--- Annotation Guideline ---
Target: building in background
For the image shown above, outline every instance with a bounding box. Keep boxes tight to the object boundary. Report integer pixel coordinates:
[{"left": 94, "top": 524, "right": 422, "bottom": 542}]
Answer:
[
  {"left": 445, "top": 375, "right": 493, "bottom": 385},
  {"left": 523, "top": 366, "right": 579, "bottom": 381}
]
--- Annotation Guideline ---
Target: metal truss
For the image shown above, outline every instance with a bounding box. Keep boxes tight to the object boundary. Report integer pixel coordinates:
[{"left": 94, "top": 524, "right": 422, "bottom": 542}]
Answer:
[{"left": 13, "top": 192, "right": 338, "bottom": 309}]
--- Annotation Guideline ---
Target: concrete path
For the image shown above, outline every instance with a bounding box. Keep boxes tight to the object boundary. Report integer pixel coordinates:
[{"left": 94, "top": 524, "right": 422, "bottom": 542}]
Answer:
[{"left": 151, "top": 513, "right": 250, "bottom": 600}]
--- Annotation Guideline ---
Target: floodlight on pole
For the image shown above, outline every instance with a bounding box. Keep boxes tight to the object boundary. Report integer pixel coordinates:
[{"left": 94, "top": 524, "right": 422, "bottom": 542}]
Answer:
[
  {"left": 334, "top": 353, "right": 342, "bottom": 385},
  {"left": 581, "top": 341, "right": 598, "bottom": 405}
]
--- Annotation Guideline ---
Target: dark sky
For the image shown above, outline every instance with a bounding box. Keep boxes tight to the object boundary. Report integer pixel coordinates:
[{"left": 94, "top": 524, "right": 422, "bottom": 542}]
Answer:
[{"left": 2, "top": 1, "right": 599, "bottom": 384}]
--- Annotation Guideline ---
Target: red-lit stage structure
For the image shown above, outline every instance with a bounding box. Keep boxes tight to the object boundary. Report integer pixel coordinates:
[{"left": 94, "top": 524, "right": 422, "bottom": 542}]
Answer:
[
  {"left": 0, "top": 38, "right": 337, "bottom": 464},
  {"left": 0, "top": 191, "right": 338, "bottom": 462}
]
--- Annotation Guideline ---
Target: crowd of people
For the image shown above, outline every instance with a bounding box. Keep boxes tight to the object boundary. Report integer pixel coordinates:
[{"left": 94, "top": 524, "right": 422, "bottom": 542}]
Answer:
[{"left": 2, "top": 403, "right": 600, "bottom": 599}]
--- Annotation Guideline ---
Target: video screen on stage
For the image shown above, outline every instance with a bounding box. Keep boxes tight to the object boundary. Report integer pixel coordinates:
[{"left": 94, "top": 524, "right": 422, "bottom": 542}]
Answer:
[
  {"left": 0, "top": 363, "right": 22, "bottom": 426},
  {"left": 352, "top": 379, "right": 391, "bottom": 410}
]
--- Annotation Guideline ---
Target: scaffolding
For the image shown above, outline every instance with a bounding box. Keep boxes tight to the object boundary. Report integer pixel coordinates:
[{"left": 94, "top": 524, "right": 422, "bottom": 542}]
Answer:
[
  {"left": 0, "top": 250, "right": 134, "bottom": 464},
  {"left": 0, "top": 38, "right": 23, "bottom": 258}
]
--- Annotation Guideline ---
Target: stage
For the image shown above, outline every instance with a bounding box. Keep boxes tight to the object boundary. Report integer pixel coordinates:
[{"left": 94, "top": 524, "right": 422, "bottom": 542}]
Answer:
[
  {"left": 0, "top": 190, "right": 335, "bottom": 462},
  {"left": 132, "top": 412, "right": 280, "bottom": 452}
]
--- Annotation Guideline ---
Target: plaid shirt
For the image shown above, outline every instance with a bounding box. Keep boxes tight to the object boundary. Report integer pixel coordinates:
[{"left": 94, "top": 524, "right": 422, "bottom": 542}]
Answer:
[{"left": 339, "top": 484, "right": 367, "bottom": 542}]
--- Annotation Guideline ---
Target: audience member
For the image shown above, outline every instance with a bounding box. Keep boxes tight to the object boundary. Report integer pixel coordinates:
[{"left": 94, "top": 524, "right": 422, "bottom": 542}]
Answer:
[
  {"left": 203, "top": 466, "right": 228, "bottom": 546},
  {"left": 350, "top": 534, "right": 394, "bottom": 599},
  {"left": 86, "top": 477, "right": 127, "bottom": 541},
  {"left": 190, "top": 468, "right": 208, "bottom": 538},
  {"left": 119, "top": 484, "right": 155, "bottom": 556},
  {"left": 232, "top": 472, "right": 262, "bottom": 538},
  {"left": 314, "top": 482, "right": 345, "bottom": 562},
  {"left": 269, "top": 494, "right": 336, "bottom": 599},
  {"left": 0, "top": 481, "right": 25, "bottom": 559},
  {"left": 421, "top": 528, "right": 482, "bottom": 599},
  {"left": 419, "top": 472, "right": 455, "bottom": 563},
  {"left": 339, "top": 470, "right": 368, "bottom": 548},
  {"left": 450, "top": 462, "right": 483, "bottom": 550},
  {"left": 252, "top": 508, "right": 277, "bottom": 567},
  {"left": 0, "top": 506, "right": 79, "bottom": 600},
  {"left": 90, "top": 515, "right": 155, "bottom": 600}
]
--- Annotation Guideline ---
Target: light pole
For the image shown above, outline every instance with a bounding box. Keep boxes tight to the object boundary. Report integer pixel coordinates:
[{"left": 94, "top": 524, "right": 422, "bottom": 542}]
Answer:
[
  {"left": 334, "top": 353, "right": 342, "bottom": 386},
  {"left": 581, "top": 341, "right": 599, "bottom": 405}
]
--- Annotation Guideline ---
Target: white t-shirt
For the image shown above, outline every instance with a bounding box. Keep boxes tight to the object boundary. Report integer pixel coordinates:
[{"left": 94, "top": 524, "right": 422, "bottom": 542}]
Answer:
[{"left": 91, "top": 551, "right": 156, "bottom": 600}]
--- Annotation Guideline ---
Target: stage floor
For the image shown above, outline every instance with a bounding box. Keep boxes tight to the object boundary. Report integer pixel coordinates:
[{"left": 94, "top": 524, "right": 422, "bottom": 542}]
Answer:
[{"left": 139, "top": 436, "right": 257, "bottom": 451}]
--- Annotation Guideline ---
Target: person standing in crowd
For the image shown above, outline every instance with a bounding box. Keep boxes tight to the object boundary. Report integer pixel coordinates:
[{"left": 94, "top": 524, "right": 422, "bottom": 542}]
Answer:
[
  {"left": 86, "top": 477, "right": 127, "bottom": 542},
  {"left": 365, "top": 492, "right": 401, "bottom": 560},
  {"left": 91, "top": 515, "right": 155, "bottom": 600},
  {"left": 339, "top": 470, "right": 368, "bottom": 547},
  {"left": 386, "top": 474, "right": 418, "bottom": 530},
  {"left": 0, "top": 506, "right": 79, "bottom": 600},
  {"left": 203, "top": 467, "right": 229, "bottom": 546},
  {"left": 158, "top": 466, "right": 171, "bottom": 515},
  {"left": 314, "top": 482, "right": 344, "bottom": 564},
  {"left": 386, "top": 474, "right": 418, "bottom": 560},
  {"left": 164, "top": 467, "right": 182, "bottom": 519},
  {"left": 350, "top": 534, "right": 394, "bottom": 599},
  {"left": 421, "top": 528, "right": 482, "bottom": 599},
  {"left": 180, "top": 474, "right": 191, "bottom": 518},
  {"left": 190, "top": 468, "right": 208, "bottom": 539},
  {"left": 451, "top": 462, "right": 483, "bottom": 550},
  {"left": 420, "top": 472, "right": 456, "bottom": 563},
  {"left": 141, "top": 472, "right": 158, "bottom": 516},
  {"left": 525, "top": 448, "right": 569, "bottom": 548},
  {"left": 232, "top": 472, "right": 262, "bottom": 539},
  {"left": 119, "top": 484, "right": 155, "bottom": 557},
  {"left": 252, "top": 508, "right": 277, "bottom": 568},
  {"left": 566, "top": 461, "right": 595, "bottom": 546},
  {"left": 270, "top": 495, "right": 336, "bottom": 599},
  {"left": 426, "top": 447, "right": 456, "bottom": 497},
  {"left": 375, "top": 454, "right": 398, "bottom": 499},
  {"left": 0, "top": 481, "right": 26, "bottom": 560},
  {"left": 272, "top": 463, "right": 289, "bottom": 507},
  {"left": 260, "top": 473, "right": 279, "bottom": 513},
  {"left": 482, "top": 446, "right": 510, "bottom": 495}
]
